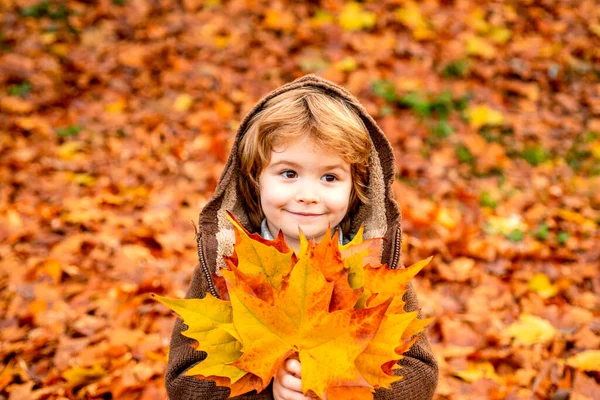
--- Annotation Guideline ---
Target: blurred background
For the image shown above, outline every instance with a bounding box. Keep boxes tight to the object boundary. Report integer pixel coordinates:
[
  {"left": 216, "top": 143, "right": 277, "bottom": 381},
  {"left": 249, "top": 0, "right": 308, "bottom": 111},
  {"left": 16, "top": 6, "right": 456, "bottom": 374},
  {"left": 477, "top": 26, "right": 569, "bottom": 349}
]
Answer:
[{"left": 1, "top": 0, "right": 599, "bottom": 399}]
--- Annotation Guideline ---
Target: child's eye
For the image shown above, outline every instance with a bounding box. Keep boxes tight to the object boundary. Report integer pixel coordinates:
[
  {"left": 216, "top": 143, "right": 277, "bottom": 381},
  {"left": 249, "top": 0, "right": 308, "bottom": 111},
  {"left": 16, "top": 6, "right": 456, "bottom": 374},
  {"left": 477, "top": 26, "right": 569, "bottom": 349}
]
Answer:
[
  {"left": 322, "top": 174, "right": 337, "bottom": 182},
  {"left": 281, "top": 170, "right": 297, "bottom": 179}
]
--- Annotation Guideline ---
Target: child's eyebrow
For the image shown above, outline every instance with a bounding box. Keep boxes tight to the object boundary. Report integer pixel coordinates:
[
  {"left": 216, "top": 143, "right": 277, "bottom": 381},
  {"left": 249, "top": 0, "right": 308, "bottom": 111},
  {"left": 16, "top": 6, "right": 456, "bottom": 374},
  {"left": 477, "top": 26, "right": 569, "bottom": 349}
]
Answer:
[
  {"left": 269, "top": 160, "right": 349, "bottom": 172},
  {"left": 268, "top": 160, "right": 301, "bottom": 169},
  {"left": 321, "top": 163, "right": 350, "bottom": 172}
]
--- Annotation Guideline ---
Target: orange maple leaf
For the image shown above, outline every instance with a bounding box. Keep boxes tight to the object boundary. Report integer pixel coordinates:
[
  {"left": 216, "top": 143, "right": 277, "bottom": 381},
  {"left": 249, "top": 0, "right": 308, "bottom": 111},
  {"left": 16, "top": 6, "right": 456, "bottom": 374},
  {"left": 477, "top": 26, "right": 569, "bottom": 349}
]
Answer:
[{"left": 155, "top": 212, "right": 432, "bottom": 399}]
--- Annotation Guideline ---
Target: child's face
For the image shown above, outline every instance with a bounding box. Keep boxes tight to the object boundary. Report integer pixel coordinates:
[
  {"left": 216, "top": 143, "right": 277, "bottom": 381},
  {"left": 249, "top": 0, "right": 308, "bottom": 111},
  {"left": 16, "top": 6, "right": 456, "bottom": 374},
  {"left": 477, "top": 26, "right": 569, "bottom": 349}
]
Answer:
[{"left": 258, "top": 136, "right": 353, "bottom": 252}]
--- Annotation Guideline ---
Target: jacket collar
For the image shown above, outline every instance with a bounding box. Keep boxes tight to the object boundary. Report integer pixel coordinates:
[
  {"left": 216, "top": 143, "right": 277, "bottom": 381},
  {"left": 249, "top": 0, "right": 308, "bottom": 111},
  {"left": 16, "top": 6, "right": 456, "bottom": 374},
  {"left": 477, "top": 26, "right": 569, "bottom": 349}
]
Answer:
[{"left": 260, "top": 219, "right": 347, "bottom": 245}]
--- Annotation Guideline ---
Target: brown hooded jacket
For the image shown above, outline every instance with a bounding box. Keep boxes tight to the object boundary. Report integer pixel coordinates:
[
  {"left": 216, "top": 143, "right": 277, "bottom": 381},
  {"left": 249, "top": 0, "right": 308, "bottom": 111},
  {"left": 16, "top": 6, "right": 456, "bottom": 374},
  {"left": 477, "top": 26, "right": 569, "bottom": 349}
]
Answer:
[{"left": 165, "top": 74, "right": 438, "bottom": 399}]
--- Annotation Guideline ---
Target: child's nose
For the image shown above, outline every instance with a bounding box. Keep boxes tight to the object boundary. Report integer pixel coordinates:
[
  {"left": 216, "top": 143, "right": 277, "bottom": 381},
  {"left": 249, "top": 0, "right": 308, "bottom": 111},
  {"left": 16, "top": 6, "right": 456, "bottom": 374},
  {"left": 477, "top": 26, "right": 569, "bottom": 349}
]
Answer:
[{"left": 295, "top": 184, "right": 319, "bottom": 203}]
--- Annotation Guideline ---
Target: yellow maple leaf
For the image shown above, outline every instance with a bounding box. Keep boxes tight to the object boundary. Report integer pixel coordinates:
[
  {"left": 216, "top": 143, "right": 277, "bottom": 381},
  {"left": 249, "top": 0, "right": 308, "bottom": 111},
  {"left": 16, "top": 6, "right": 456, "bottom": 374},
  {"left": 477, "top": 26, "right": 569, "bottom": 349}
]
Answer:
[
  {"left": 57, "top": 141, "right": 84, "bottom": 161},
  {"left": 173, "top": 94, "right": 194, "bottom": 112},
  {"left": 466, "top": 8, "right": 511, "bottom": 44},
  {"left": 566, "top": 350, "right": 600, "bottom": 372},
  {"left": 503, "top": 314, "right": 556, "bottom": 346},
  {"left": 355, "top": 311, "right": 419, "bottom": 388},
  {"left": 335, "top": 57, "right": 358, "bottom": 72},
  {"left": 153, "top": 295, "right": 245, "bottom": 384},
  {"left": 68, "top": 172, "right": 97, "bottom": 187},
  {"left": 41, "top": 32, "right": 58, "bottom": 45},
  {"left": 339, "top": 2, "right": 376, "bottom": 32},
  {"left": 556, "top": 209, "right": 598, "bottom": 234},
  {"left": 528, "top": 273, "right": 558, "bottom": 299},
  {"left": 485, "top": 214, "right": 526, "bottom": 236},
  {"left": 453, "top": 361, "right": 502, "bottom": 383},
  {"left": 155, "top": 212, "right": 431, "bottom": 399},
  {"left": 436, "top": 207, "right": 460, "bottom": 230},
  {"left": 396, "top": 1, "right": 435, "bottom": 40},
  {"left": 311, "top": 9, "right": 335, "bottom": 27},
  {"left": 62, "top": 365, "right": 106, "bottom": 388},
  {"left": 466, "top": 104, "right": 504, "bottom": 130},
  {"left": 465, "top": 35, "right": 496, "bottom": 59},
  {"left": 488, "top": 26, "right": 512, "bottom": 44},
  {"left": 591, "top": 140, "right": 600, "bottom": 159},
  {"left": 466, "top": 8, "right": 489, "bottom": 33}
]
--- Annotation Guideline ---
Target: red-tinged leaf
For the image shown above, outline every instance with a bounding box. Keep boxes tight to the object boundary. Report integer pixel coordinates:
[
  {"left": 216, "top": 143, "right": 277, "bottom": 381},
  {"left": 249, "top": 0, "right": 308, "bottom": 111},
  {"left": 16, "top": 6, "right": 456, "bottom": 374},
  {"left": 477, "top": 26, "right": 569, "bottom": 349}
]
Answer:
[
  {"left": 312, "top": 227, "right": 345, "bottom": 281},
  {"left": 213, "top": 274, "right": 230, "bottom": 300},
  {"left": 225, "top": 212, "right": 294, "bottom": 291},
  {"left": 364, "top": 257, "right": 433, "bottom": 314},
  {"left": 329, "top": 272, "right": 364, "bottom": 312},
  {"left": 340, "top": 225, "right": 384, "bottom": 269},
  {"left": 221, "top": 261, "right": 275, "bottom": 305}
]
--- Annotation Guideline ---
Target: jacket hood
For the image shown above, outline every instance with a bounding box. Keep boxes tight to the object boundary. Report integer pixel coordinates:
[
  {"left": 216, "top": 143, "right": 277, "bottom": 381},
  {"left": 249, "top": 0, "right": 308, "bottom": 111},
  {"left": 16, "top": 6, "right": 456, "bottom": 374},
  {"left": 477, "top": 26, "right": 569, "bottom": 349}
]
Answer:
[{"left": 198, "top": 74, "right": 402, "bottom": 273}]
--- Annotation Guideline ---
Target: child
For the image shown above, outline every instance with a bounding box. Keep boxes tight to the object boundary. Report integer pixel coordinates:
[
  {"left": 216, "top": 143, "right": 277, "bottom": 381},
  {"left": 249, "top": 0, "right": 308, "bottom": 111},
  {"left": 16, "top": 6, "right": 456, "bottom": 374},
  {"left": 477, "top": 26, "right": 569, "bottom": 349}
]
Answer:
[{"left": 166, "top": 75, "right": 438, "bottom": 399}]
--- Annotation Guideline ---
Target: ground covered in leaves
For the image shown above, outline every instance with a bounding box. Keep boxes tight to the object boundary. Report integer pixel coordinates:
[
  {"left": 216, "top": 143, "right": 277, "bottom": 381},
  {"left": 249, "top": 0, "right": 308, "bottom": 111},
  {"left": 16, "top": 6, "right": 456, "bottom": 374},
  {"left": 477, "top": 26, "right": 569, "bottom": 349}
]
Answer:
[{"left": 0, "top": 0, "right": 599, "bottom": 399}]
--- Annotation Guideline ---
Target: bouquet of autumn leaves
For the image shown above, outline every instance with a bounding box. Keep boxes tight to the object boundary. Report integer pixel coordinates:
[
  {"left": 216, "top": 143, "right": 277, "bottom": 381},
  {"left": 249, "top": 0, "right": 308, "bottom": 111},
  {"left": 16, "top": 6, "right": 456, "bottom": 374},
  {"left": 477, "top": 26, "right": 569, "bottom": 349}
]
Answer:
[{"left": 154, "top": 213, "right": 432, "bottom": 399}]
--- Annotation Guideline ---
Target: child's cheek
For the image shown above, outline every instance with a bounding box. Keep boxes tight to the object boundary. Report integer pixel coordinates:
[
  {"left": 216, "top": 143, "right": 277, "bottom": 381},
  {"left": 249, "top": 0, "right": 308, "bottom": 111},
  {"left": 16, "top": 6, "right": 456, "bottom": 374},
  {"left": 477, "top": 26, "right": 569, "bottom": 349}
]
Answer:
[{"left": 260, "top": 178, "right": 289, "bottom": 209}]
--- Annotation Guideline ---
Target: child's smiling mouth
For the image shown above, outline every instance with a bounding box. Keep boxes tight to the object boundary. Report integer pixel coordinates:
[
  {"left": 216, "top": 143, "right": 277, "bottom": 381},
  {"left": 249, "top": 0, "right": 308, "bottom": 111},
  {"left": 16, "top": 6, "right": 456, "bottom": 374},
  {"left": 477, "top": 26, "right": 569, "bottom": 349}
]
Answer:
[{"left": 285, "top": 211, "right": 324, "bottom": 217}]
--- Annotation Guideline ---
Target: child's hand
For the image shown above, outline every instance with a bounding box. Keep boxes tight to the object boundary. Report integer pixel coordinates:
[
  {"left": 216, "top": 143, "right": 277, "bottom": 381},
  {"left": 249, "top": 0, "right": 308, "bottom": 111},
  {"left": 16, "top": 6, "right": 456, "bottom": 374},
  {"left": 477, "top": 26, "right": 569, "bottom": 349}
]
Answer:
[{"left": 273, "top": 358, "right": 316, "bottom": 400}]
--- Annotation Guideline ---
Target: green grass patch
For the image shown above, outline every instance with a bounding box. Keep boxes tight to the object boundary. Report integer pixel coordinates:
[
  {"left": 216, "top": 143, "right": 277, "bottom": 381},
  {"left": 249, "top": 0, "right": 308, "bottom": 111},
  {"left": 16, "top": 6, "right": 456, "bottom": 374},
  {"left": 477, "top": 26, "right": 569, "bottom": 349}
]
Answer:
[
  {"left": 557, "top": 231, "right": 570, "bottom": 246},
  {"left": 56, "top": 125, "right": 82, "bottom": 138},
  {"left": 566, "top": 147, "right": 592, "bottom": 170},
  {"left": 479, "top": 191, "right": 497, "bottom": 209},
  {"left": 431, "top": 120, "right": 454, "bottom": 139},
  {"left": 534, "top": 223, "right": 549, "bottom": 241},
  {"left": 442, "top": 59, "right": 470, "bottom": 78},
  {"left": 506, "top": 229, "right": 524, "bottom": 242},
  {"left": 8, "top": 82, "right": 31, "bottom": 97},
  {"left": 399, "top": 91, "right": 432, "bottom": 118},
  {"left": 21, "top": 1, "right": 70, "bottom": 20},
  {"left": 521, "top": 146, "right": 550, "bottom": 166},
  {"left": 584, "top": 131, "right": 598, "bottom": 143},
  {"left": 430, "top": 90, "right": 455, "bottom": 120},
  {"left": 21, "top": 1, "right": 50, "bottom": 17},
  {"left": 564, "top": 131, "right": 600, "bottom": 175},
  {"left": 371, "top": 81, "right": 471, "bottom": 143},
  {"left": 371, "top": 80, "right": 397, "bottom": 103},
  {"left": 456, "top": 145, "right": 474, "bottom": 164}
]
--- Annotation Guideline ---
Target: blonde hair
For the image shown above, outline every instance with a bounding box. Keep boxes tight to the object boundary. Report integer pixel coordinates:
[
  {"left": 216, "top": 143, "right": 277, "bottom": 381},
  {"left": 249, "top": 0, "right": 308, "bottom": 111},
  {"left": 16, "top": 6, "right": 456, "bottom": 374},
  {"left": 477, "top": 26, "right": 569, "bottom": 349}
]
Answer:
[{"left": 238, "top": 86, "right": 371, "bottom": 233}]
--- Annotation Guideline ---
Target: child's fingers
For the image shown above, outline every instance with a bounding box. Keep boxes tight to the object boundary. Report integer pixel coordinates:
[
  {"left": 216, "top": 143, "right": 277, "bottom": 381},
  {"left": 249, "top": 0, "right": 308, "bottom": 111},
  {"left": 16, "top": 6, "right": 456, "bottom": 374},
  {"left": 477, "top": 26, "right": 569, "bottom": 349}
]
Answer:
[
  {"left": 274, "top": 366, "right": 310, "bottom": 400},
  {"left": 277, "top": 365, "right": 303, "bottom": 391},
  {"left": 285, "top": 358, "right": 302, "bottom": 378}
]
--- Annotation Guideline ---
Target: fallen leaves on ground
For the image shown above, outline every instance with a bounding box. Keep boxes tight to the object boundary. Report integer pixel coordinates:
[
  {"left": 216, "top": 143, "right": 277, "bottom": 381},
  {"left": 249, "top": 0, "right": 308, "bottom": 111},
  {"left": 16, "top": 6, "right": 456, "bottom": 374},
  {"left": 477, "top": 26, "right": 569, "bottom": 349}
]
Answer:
[{"left": 0, "top": 0, "right": 598, "bottom": 399}]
